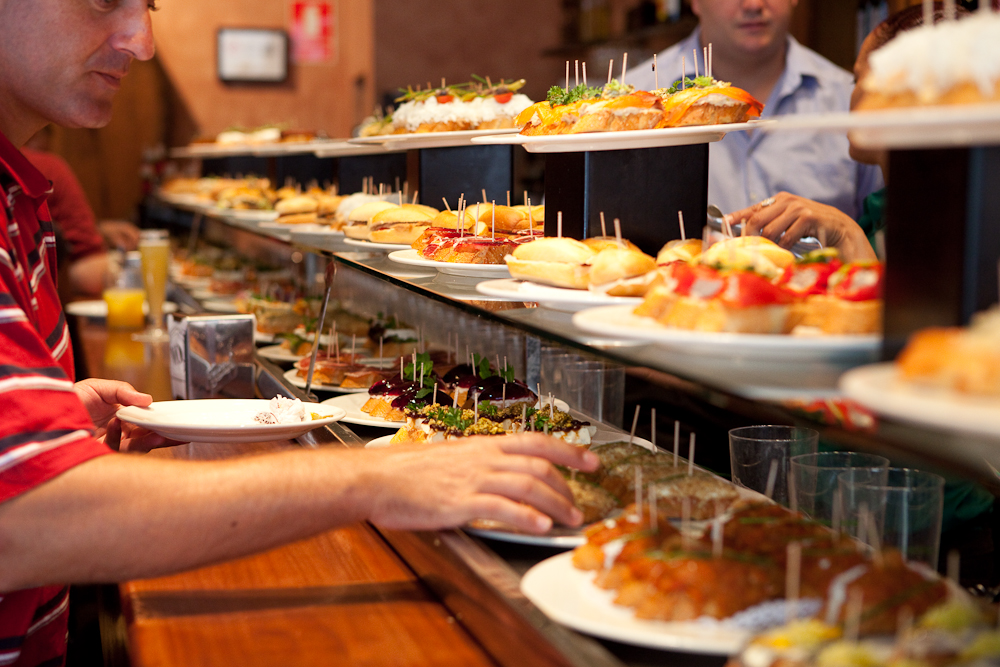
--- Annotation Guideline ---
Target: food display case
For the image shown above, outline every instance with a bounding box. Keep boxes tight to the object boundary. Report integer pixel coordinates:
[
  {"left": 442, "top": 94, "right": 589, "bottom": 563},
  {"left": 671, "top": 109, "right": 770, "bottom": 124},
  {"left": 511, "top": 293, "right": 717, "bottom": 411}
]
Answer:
[{"left": 125, "top": 110, "right": 1000, "bottom": 666}]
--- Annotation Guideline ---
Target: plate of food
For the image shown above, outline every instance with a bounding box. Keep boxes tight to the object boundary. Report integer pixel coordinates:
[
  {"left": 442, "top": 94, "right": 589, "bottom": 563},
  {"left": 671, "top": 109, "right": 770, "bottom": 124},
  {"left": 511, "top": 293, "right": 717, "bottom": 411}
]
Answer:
[
  {"left": 322, "top": 392, "right": 405, "bottom": 429},
  {"left": 523, "top": 500, "right": 956, "bottom": 654},
  {"left": 839, "top": 308, "right": 1000, "bottom": 436},
  {"left": 343, "top": 237, "right": 413, "bottom": 252},
  {"left": 282, "top": 367, "right": 383, "bottom": 394},
  {"left": 476, "top": 278, "right": 643, "bottom": 312},
  {"left": 219, "top": 209, "right": 279, "bottom": 222},
  {"left": 572, "top": 305, "right": 880, "bottom": 360},
  {"left": 201, "top": 298, "right": 241, "bottom": 314},
  {"left": 350, "top": 127, "right": 521, "bottom": 150},
  {"left": 116, "top": 397, "right": 345, "bottom": 443},
  {"left": 476, "top": 120, "right": 768, "bottom": 153},
  {"left": 388, "top": 249, "right": 511, "bottom": 278}
]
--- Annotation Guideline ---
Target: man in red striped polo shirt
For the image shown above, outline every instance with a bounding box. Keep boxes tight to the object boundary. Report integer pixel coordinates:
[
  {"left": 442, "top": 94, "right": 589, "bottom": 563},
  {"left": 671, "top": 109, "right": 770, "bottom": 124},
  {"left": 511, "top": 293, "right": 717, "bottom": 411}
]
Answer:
[{"left": 0, "top": 1, "right": 597, "bottom": 664}]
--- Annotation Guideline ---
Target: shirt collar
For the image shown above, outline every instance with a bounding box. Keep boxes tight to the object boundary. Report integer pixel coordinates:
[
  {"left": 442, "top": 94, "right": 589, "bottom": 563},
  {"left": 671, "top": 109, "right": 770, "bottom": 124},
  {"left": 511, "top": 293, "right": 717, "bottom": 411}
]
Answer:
[
  {"left": 773, "top": 35, "right": 822, "bottom": 103},
  {"left": 0, "top": 130, "right": 51, "bottom": 199}
]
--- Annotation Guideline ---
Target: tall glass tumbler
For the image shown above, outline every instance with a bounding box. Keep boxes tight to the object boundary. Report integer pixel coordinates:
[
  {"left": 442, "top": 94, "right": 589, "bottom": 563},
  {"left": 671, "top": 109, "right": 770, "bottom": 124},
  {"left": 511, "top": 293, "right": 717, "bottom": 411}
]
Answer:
[
  {"left": 838, "top": 468, "right": 945, "bottom": 568},
  {"left": 789, "top": 452, "right": 889, "bottom": 527},
  {"left": 133, "top": 230, "right": 170, "bottom": 342},
  {"left": 729, "top": 426, "right": 818, "bottom": 507}
]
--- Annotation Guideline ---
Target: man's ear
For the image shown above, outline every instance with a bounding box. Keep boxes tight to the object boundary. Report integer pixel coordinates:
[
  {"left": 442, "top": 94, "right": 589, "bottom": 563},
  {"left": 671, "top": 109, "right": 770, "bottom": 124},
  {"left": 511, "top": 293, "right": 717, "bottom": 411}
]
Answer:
[{"left": 690, "top": 0, "right": 701, "bottom": 19}]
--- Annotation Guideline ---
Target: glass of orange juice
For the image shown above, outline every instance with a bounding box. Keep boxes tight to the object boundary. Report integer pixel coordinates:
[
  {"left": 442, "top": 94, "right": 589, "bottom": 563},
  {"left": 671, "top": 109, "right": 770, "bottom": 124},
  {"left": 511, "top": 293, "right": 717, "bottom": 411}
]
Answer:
[
  {"left": 103, "top": 251, "right": 146, "bottom": 330},
  {"left": 133, "top": 230, "right": 171, "bottom": 342}
]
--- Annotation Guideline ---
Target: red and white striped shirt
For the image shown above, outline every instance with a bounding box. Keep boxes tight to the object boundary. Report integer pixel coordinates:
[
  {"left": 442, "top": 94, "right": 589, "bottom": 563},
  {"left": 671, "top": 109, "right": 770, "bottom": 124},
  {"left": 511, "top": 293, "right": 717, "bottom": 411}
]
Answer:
[{"left": 0, "top": 131, "right": 111, "bottom": 667}]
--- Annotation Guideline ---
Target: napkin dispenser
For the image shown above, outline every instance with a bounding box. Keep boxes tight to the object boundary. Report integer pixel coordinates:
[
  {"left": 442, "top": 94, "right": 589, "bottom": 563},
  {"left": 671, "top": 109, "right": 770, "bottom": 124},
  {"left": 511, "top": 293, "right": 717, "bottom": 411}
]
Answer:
[{"left": 168, "top": 314, "right": 256, "bottom": 399}]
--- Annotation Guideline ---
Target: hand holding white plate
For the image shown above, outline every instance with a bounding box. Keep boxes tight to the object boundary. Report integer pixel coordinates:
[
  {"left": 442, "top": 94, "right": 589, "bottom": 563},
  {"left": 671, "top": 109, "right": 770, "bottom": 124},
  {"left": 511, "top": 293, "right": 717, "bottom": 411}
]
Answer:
[{"left": 116, "top": 399, "right": 345, "bottom": 443}]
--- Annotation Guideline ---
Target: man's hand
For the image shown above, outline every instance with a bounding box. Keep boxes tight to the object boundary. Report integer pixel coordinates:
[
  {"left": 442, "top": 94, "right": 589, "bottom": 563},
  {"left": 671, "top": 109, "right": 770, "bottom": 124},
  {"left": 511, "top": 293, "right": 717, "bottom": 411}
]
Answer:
[
  {"left": 729, "top": 192, "right": 877, "bottom": 263},
  {"left": 98, "top": 220, "right": 141, "bottom": 251},
  {"left": 73, "top": 379, "right": 180, "bottom": 452},
  {"left": 359, "top": 434, "right": 600, "bottom": 535}
]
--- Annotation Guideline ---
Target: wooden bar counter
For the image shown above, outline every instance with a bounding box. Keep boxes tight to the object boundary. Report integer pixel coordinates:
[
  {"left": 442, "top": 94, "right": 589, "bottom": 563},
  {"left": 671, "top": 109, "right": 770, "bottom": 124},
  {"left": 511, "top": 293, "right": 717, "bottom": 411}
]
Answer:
[{"left": 73, "top": 320, "right": 600, "bottom": 667}]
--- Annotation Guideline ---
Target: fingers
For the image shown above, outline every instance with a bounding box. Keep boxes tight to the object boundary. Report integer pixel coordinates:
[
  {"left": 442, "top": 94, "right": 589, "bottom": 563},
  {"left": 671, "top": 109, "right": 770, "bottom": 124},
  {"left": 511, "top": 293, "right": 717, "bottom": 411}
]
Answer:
[
  {"left": 488, "top": 453, "right": 575, "bottom": 502},
  {"left": 103, "top": 418, "right": 122, "bottom": 451},
  {"left": 111, "top": 381, "right": 153, "bottom": 408},
  {"left": 479, "top": 472, "right": 583, "bottom": 528},
  {"left": 118, "top": 424, "right": 184, "bottom": 453},
  {"left": 494, "top": 433, "right": 599, "bottom": 472},
  {"left": 761, "top": 207, "right": 809, "bottom": 247},
  {"left": 464, "top": 495, "right": 557, "bottom": 534}
]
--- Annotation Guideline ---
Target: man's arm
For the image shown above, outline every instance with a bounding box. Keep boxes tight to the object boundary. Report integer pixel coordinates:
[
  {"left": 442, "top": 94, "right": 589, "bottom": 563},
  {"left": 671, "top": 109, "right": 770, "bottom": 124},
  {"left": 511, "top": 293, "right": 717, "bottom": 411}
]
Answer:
[{"left": 0, "top": 434, "right": 596, "bottom": 590}]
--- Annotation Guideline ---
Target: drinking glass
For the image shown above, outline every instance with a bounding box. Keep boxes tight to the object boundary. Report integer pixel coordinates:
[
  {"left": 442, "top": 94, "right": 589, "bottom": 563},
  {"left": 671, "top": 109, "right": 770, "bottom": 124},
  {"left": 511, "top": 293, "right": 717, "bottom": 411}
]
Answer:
[
  {"left": 132, "top": 230, "right": 171, "bottom": 342},
  {"left": 729, "top": 426, "right": 818, "bottom": 506},
  {"left": 561, "top": 360, "right": 625, "bottom": 427},
  {"left": 789, "top": 452, "right": 889, "bottom": 526},
  {"left": 103, "top": 250, "right": 145, "bottom": 330},
  {"left": 838, "top": 468, "right": 945, "bottom": 568}
]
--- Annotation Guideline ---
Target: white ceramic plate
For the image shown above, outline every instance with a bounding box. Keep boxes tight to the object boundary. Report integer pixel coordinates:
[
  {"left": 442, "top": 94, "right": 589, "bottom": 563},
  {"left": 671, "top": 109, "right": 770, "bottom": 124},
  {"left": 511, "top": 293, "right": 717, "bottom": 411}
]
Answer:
[
  {"left": 116, "top": 399, "right": 345, "bottom": 443},
  {"left": 349, "top": 127, "right": 520, "bottom": 150},
  {"left": 282, "top": 368, "right": 372, "bottom": 394},
  {"left": 254, "top": 331, "right": 275, "bottom": 344},
  {"left": 365, "top": 434, "right": 396, "bottom": 448},
  {"left": 521, "top": 552, "right": 751, "bottom": 654},
  {"left": 343, "top": 237, "right": 414, "bottom": 252},
  {"left": 840, "top": 363, "right": 1000, "bottom": 437},
  {"left": 257, "top": 222, "right": 293, "bottom": 240},
  {"left": 201, "top": 298, "right": 241, "bottom": 313},
  {"left": 65, "top": 300, "right": 178, "bottom": 319},
  {"left": 289, "top": 226, "right": 348, "bottom": 252},
  {"left": 322, "top": 393, "right": 405, "bottom": 429},
  {"left": 572, "top": 305, "right": 880, "bottom": 361},
  {"left": 219, "top": 209, "right": 279, "bottom": 222},
  {"left": 256, "top": 344, "right": 306, "bottom": 363},
  {"left": 476, "top": 278, "right": 643, "bottom": 312},
  {"left": 766, "top": 103, "right": 1000, "bottom": 150},
  {"left": 388, "top": 249, "right": 511, "bottom": 278},
  {"left": 473, "top": 120, "right": 769, "bottom": 153}
]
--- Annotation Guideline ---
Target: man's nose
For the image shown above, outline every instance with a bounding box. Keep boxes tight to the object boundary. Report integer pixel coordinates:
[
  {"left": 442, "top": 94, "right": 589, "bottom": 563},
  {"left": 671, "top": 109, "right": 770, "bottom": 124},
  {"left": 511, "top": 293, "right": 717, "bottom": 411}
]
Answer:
[{"left": 110, "top": 3, "right": 155, "bottom": 62}]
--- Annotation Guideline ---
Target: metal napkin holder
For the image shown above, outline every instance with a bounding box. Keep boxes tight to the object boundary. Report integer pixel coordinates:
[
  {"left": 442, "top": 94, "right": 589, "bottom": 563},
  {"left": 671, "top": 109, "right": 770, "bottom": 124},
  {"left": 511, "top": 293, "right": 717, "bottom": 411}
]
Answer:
[{"left": 168, "top": 314, "right": 256, "bottom": 399}]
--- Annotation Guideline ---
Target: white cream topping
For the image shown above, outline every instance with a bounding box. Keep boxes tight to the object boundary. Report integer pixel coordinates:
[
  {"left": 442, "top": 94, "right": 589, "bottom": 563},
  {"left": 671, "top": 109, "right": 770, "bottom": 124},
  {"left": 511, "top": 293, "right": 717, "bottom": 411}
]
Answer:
[
  {"left": 864, "top": 13, "right": 1000, "bottom": 101},
  {"left": 393, "top": 94, "right": 533, "bottom": 131},
  {"left": 254, "top": 396, "right": 306, "bottom": 424}
]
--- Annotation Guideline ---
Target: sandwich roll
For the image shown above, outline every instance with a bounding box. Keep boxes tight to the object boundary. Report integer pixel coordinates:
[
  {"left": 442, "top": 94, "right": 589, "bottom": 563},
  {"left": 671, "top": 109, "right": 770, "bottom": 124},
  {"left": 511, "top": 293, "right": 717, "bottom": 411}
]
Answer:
[
  {"left": 505, "top": 237, "right": 596, "bottom": 289},
  {"left": 656, "top": 238, "right": 703, "bottom": 264},
  {"left": 583, "top": 236, "right": 641, "bottom": 253},
  {"left": 588, "top": 247, "right": 658, "bottom": 296},
  {"left": 343, "top": 201, "right": 398, "bottom": 239},
  {"left": 700, "top": 236, "right": 795, "bottom": 279},
  {"left": 368, "top": 206, "right": 434, "bottom": 245}
]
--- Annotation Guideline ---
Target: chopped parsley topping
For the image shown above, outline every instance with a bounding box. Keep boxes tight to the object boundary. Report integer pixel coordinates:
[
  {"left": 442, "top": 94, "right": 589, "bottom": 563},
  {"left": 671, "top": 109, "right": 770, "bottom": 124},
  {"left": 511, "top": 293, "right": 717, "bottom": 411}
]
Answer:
[{"left": 546, "top": 84, "right": 602, "bottom": 106}]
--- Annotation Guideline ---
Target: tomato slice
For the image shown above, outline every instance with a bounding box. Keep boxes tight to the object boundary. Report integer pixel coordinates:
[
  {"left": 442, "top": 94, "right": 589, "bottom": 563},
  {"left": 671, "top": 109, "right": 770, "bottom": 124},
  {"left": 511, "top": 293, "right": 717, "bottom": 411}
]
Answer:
[
  {"left": 494, "top": 92, "right": 513, "bottom": 104},
  {"left": 776, "top": 259, "right": 842, "bottom": 297},
  {"left": 718, "top": 271, "right": 795, "bottom": 308},
  {"left": 829, "top": 262, "right": 884, "bottom": 301},
  {"left": 436, "top": 94, "right": 454, "bottom": 104}
]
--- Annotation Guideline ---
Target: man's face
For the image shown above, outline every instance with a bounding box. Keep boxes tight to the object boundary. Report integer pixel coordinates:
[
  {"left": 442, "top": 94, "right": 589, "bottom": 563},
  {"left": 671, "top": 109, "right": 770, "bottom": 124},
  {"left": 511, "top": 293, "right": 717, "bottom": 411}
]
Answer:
[
  {"left": 0, "top": 0, "right": 155, "bottom": 134},
  {"left": 691, "top": 0, "right": 798, "bottom": 57}
]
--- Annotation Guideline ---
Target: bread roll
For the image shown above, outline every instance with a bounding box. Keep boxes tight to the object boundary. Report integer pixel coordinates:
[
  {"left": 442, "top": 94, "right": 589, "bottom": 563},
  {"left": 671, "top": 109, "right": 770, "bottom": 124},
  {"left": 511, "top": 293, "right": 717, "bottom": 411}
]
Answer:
[
  {"left": 583, "top": 237, "right": 641, "bottom": 253},
  {"left": 657, "top": 239, "right": 703, "bottom": 264},
  {"left": 505, "top": 237, "right": 595, "bottom": 289},
  {"left": 588, "top": 248, "right": 658, "bottom": 296},
  {"left": 275, "top": 195, "right": 317, "bottom": 215}
]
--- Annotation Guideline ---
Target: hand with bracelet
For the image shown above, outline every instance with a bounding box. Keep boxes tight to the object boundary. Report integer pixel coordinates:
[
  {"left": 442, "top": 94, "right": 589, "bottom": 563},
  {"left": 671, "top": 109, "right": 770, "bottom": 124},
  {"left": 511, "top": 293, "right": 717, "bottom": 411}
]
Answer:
[{"left": 727, "top": 192, "right": 877, "bottom": 263}]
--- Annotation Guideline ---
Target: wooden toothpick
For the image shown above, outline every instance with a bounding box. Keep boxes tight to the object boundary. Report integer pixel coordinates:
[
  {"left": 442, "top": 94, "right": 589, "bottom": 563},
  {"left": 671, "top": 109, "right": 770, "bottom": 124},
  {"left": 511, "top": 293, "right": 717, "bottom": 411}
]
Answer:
[
  {"left": 673, "top": 420, "right": 680, "bottom": 467},
  {"left": 613, "top": 218, "right": 622, "bottom": 249},
  {"left": 653, "top": 53, "right": 658, "bottom": 90},
  {"left": 442, "top": 196, "right": 451, "bottom": 212},
  {"left": 600, "top": 211, "right": 607, "bottom": 237},
  {"left": 575, "top": 59, "right": 579, "bottom": 87},
  {"left": 607, "top": 59, "right": 614, "bottom": 86},
  {"left": 621, "top": 52, "right": 628, "bottom": 83},
  {"left": 557, "top": 211, "right": 563, "bottom": 238},
  {"left": 629, "top": 405, "right": 640, "bottom": 445},
  {"left": 678, "top": 211, "right": 686, "bottom": 241},
  {"left": 687, "top": 432, "right": 695, "bottom": 476}
]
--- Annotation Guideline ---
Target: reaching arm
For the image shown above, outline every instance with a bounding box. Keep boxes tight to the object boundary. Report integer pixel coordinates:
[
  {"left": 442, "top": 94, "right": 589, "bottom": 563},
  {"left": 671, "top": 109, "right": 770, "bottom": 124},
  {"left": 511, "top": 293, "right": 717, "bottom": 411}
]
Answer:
[{"left": 0, "top": 434, "right": 597, "bottom": 590}]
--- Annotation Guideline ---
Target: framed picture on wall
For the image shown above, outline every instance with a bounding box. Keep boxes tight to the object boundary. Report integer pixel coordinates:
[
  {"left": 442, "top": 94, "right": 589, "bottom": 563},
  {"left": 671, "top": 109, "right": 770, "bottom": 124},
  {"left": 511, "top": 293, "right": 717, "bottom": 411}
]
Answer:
[{"left": 217, "top": 28, "right": 289, "bottom": 83}]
